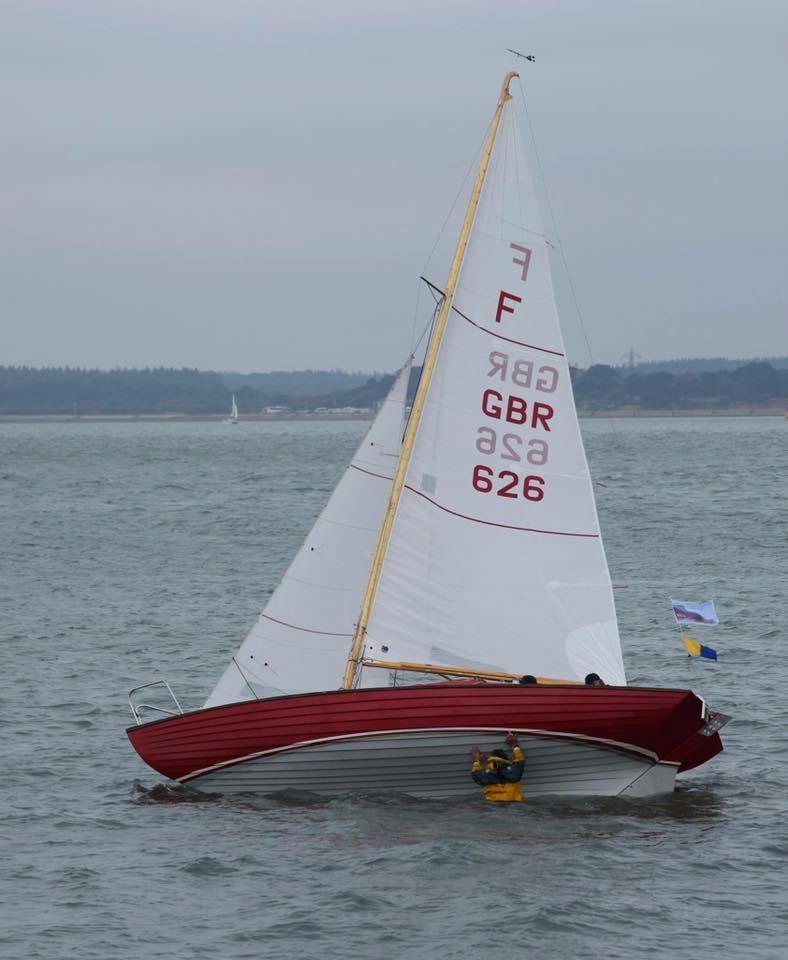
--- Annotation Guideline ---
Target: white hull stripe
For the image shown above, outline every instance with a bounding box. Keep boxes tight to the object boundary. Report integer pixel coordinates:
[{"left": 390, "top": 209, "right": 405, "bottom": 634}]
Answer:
[{"left": 177, "top": 725, "right": 677, "bottom": 783}]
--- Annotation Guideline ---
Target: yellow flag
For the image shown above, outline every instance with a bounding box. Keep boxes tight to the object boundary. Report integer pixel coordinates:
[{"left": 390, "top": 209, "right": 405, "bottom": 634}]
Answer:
[{"left": 682, "top": 636, "right": 702, "bottom": 657}]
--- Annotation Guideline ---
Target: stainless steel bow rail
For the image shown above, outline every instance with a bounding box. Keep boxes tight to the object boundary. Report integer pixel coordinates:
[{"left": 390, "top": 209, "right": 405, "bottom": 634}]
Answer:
[{"left": 128, "top": 680, "right": 184, "bottom": 725}]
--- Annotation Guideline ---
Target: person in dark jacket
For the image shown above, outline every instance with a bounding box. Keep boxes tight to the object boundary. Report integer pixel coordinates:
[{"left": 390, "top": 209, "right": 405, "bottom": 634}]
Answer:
[
  {"left": 584, "top": 673, "right": 606, "bottom": 687},
  {"left": 470, "top": 732, "right": 525, "bottom": 802}
]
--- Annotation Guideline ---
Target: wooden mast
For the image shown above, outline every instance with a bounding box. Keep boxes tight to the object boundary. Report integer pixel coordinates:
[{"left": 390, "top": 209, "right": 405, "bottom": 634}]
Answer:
[{"left": 341, "top": 71, "right": 519, "bottom": 689}]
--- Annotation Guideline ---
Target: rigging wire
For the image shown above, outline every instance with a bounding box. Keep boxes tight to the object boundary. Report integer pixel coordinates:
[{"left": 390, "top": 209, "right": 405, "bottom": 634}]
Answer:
[
  {"left": 419, "top": 124, "right": 490, "bottom": 277},
  {"left": 514, "top": 75, "right": 596, "bottom": 369},
  {"left": 409, "top": 121, "right": 492, "bottom": 354},
  {"left": 404, "top": 291, "right": 444, "bottom": 434},
  {"left": 513, "top": 73, "right": 624, "bottom": 447},
  {"left": 415, "top": 288, "right": 443, "bottom": 353}
]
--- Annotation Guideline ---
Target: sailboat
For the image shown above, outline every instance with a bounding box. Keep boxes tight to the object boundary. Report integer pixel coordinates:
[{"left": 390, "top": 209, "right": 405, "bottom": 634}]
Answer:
[
  {"left": 128, "top": 73, "right": 726, "bottom": 798},
  {"left": 227, "top": 394, "right": 239, "bottom": 425}
]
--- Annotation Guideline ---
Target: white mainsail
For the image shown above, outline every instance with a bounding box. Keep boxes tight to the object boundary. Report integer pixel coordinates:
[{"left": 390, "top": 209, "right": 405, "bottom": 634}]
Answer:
[
  {"left": 230, "top": 395, "right": 239, "bottom": 421},
  {"left": 205, "top": 362, "right": 411, "bottom": 707},
  {"left": 359, "top": 96, "right": 626, "bottom": 686}
]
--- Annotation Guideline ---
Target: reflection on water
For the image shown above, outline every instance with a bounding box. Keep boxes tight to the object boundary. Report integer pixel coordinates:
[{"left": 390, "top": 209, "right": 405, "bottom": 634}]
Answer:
[
  {"left": 536, "top": 781, "right": 729, "bottom": 823},
  {"left": 130, "top": 781, "right": 223, "bottom": 805},
  {"left": 132, "top": 778, "right": 729, "bottom": 829}
]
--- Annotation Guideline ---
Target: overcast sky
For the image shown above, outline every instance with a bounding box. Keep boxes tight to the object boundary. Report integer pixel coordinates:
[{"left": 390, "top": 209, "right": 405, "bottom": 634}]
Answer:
[{"left": 2, "top": 0, "right": 786, "bottom": 372}]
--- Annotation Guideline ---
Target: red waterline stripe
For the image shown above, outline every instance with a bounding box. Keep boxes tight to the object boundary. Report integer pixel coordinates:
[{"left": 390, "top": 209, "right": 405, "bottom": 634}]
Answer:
[
  {"left": 261, "top": 614, "right": 352, "bottom": 638},
  {"left": 403, "top": 484, "right": 599, "bottom": 538},
  {"left": 452, "top": 306, "right": 565, "bottom": 358}
]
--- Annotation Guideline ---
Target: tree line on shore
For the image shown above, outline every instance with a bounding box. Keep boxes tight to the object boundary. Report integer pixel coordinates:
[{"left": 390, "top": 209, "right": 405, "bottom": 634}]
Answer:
[
  {"left": 570, "top": 361, "right": 787, "bottom": 411},
  {"left": 0, "top": 361, "right": 785, "bottom": 415},
  {"left": 0, "top": 366, "right": 396, "bottom": 415}
]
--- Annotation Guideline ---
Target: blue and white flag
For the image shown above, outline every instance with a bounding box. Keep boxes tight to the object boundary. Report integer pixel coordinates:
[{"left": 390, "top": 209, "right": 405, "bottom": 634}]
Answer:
[{"left": 671, "top": 599, "right": 719, "bottom": 627}]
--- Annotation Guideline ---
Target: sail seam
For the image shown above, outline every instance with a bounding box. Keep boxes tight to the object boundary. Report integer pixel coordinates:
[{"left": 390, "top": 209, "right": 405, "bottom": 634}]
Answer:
[
  {"left": 250, "top": 633, "right": 351, "bottom": 653},
  {"left": 471, "top": 221, "right": 547, "bottom": 243},
  {"left": 451, "top": 305, "right": 565, "bottom": 357},
  {"left": 402, "top": 484, "right": 599, "bottom": 538},
  {"left": 350, "top": 464, "right": 395, "bottom": 482},
  {"left": 281, "top": 573, "right": 359, "bottom": 593},
  {"left": 319, "top": 515, "right": 385, "bottom": 534},
  {"left": 259, "top": 614, "right": 353, "bottom": 638}
]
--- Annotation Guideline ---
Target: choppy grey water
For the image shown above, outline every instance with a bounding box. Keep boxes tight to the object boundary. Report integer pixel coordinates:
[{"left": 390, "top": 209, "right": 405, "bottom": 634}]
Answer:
[{"left": 1, "top": 417, "right": 786, "bottom": 960}]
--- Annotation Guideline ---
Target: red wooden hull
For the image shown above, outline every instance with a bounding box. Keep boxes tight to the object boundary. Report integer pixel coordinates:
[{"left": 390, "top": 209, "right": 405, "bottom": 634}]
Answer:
[{"left": 127, "top": 682, "right": 722, "bottom": 796}]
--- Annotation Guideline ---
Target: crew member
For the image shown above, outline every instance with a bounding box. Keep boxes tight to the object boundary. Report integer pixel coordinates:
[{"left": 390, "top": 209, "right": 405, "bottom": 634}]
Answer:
[
  {"left": 584, "top": 673, "right": 606, "bottom": 687},
  {"left": 470, "top": 732, "right": 525, "bottom": 802}
]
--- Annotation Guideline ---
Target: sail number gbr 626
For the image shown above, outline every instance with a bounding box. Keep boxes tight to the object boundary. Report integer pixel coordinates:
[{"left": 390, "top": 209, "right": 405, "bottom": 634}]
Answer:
[{"left": 471, "top": 350, "right": 557, "bottom": 503}]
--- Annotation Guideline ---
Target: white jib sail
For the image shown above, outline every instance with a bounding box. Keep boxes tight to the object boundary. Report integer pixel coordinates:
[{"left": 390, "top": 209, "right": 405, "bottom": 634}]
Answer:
[
  {"left": 205, "top": 361, "right": 412, "bottom": 707},
  {"left": 360, "top": 99, "right": 626, "bottom": 686},
  {"left": 231, "top": 395, "right": 239, "bottom": 420}
]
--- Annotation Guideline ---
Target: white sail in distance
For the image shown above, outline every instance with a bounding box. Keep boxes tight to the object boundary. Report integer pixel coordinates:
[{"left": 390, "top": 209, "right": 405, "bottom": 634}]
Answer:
[
  {"left": 231, "top": 395, "right": 239, "bottom": 421},
  {"left": 360, "top": 97, "right": 626, "bottom": 686},
  {"left": 205, "top": 362, "right": 412, "bottom": 707}
]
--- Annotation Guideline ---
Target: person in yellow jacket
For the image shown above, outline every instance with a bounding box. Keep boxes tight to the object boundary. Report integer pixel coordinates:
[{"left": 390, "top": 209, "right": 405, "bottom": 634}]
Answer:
[{"left": 470, "top": 732, "right": 525, "bottom": 802}]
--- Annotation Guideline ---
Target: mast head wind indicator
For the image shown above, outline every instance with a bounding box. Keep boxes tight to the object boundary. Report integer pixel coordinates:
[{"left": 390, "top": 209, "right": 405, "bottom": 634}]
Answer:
[{"left": 507, "top": 49, "right": 536, "bottom": 62}]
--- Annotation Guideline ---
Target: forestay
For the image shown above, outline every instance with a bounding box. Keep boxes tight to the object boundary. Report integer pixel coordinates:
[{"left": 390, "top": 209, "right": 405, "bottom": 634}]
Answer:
[
  {"left": 205, "top": 362, "right": 411, "bottom": 706},
  {"left": 360, "top": 100, "right": 626, "bottom": 686}
]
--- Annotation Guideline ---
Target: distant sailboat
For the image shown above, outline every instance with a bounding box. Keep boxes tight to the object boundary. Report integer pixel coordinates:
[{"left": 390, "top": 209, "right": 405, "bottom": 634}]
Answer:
[
  {"left": 228, "top": 394, "right": 239, "bottom": 425},
  {"left": 128, "top": 73, "right": 726, "bottom": 798}
]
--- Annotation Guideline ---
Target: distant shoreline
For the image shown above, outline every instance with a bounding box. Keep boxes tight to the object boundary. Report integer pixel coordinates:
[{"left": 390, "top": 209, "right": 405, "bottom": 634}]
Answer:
[
  {"left": 0, "top": 413, "right": 376, "bottom": 424},
  {"left": 0, "top": 406, "right": 784, "bottom": 424},
  {"left": 578, "top": 405, "right": 785, "bottom": 419}
]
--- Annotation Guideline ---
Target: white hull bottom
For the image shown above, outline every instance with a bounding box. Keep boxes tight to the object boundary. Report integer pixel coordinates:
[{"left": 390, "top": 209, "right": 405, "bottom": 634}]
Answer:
[{"left": 183, "top": 730, "right": 679, "bottom": 799}]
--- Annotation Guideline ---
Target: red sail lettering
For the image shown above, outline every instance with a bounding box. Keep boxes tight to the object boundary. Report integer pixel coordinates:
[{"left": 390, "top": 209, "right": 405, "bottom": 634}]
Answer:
[
  {"left": 531, "top": 402, "right": 553, "bottom": 432},
  {"left": 481, "top": 389, "right": 503, "bottom": 420},
  {"left": 495, "top": 290, "right": 522, "bottom": 324},
  {"left": 506, "top": 395, "right": 528, "bottom": 425}
]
